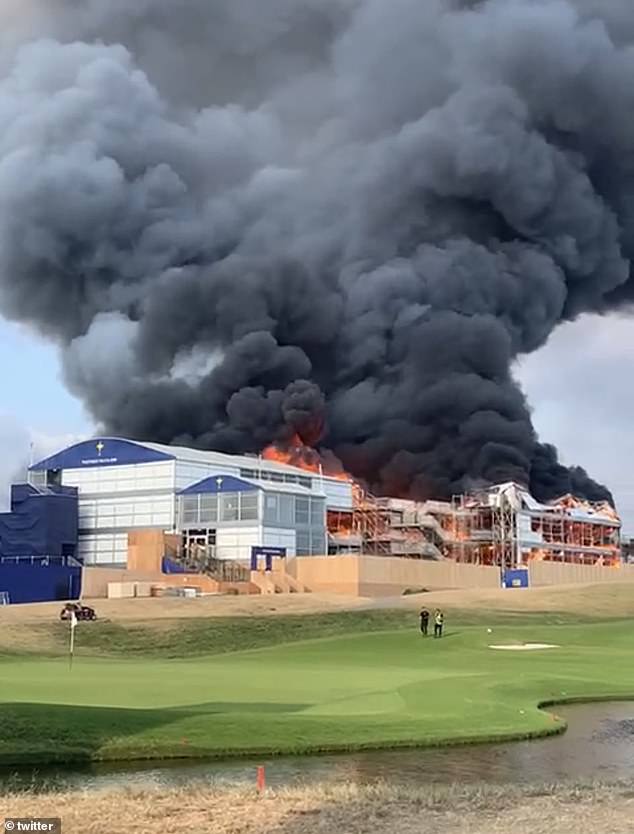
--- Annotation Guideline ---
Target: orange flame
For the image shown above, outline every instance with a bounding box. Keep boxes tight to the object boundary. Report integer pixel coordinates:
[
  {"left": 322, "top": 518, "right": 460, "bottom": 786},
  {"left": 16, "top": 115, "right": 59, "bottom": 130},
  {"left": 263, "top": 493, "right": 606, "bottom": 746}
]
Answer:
[{"left": 262, "top": 434, "right": 352, "bottom": 482}]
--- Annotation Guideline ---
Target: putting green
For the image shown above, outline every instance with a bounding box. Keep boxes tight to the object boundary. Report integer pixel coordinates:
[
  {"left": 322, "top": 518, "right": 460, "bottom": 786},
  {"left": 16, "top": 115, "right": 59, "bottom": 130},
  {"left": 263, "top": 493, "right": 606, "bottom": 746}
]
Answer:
[{"left": 1, "top": 619, "right": 633, "bottom": 765}]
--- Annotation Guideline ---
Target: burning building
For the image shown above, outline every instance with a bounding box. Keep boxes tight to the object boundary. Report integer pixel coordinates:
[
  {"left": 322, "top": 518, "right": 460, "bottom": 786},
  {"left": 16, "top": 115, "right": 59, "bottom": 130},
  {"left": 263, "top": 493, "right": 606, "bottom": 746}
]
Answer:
[
  {"left": 263, "top": 442, "right": 622, "bottom": 568},
  {"left": 329, "top": 482, "right": 621, "bottom": 567},
  {"left": 1, "top": 433, "right": 618, "bottom": 592},
  {"left": 438, "top": 483, "right": 621, "bottom": 568}
]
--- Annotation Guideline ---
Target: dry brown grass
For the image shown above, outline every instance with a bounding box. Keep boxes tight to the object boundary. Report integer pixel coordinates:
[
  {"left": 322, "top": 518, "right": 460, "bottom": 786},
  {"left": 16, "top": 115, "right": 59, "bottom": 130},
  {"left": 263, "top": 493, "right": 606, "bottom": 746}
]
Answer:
[
  {"left": 394, "top": 581, "right": 634, "bottom": 618},
  {"left": 4, "top": 581, "right": 634, "bottom": 630},
  {"left": 0, "top": 782, "right": 632, "bottom": 834},
  {"left": 0, "top": 592, "right": 371, "bottom": 626}
]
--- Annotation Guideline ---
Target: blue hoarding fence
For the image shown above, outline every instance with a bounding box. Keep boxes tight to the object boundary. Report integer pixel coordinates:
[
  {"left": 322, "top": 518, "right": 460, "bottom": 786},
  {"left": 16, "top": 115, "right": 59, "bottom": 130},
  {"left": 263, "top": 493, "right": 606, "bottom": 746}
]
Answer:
[
  {"left": 0, "top": 559, "right": 82, "bottom": 604},
  {"left": 502, "top": 568, "right": 529, "bottom": 589},
  {"left": 250, "top": 546, "right": 286, "bottom": 572}
]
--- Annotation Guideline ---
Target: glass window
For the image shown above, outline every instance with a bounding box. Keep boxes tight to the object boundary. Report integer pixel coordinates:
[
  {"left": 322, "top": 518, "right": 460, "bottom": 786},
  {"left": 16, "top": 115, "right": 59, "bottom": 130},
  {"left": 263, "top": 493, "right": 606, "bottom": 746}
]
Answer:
[
  {"left": 29, "top": 470, "right": 48, "bottom": 489},
  {"left": 270, "top": 472, "right": 284, "bottom": 482},
  {"left": 199, "top": 506, "right": 218, "bottom": 523},
  {"left": 220, "top": 493, "right": 239, "bottom": 522},
  {"left": 182, "top": 509, "right": 199, "bottom": 525},
  {"left": 279, "top": 494, "right": 294, "bottom": 526},
  {"left": 182, "top": 495, "right": 199, "bottom": 513},
  {"left": 298, "top": 476, "right": 312, "bottom": 489},
  {"left": 264, "top": 494, "right": 278, "bottom": 523},
  {"left": 297, "top": 530, "right": 310, "bottom": 555},
  {"left": 310, "top": 498, "right": 325, "bottom": 525},
  {"left": 240, "top": 493, "right": 258, "bottom": 521},
  {"left": 199, "top": 495, "right": 218, "bottom": 523},
  {"left": 310, "top": 532, "right": 326, "bottom": 555},
  {"left": 295, "top": 497, "right": 309, "bottom": 525},
  {"left": 240, "top": 468, "right": 256, "bottom": 478}
]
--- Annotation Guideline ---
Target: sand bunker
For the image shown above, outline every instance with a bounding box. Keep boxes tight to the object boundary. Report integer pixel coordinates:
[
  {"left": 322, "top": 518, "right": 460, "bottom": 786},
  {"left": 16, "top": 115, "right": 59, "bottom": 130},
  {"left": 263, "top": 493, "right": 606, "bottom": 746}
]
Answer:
[{"left": 489, "top": 642, "right": 559, "bottom": 651}]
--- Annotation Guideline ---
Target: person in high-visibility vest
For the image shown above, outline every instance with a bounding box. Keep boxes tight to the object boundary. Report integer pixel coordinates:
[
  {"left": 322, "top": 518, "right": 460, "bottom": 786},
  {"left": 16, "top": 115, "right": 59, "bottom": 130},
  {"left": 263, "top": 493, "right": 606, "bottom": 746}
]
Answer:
[{"left": 433, "top": 609, "right": 444, "bottom": 638}]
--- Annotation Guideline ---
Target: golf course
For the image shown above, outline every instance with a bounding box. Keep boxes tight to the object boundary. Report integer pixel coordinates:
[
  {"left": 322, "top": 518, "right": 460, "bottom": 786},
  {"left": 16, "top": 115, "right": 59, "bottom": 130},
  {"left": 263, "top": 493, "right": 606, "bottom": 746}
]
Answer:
[{"left": 1, "top": 585, "right": 634, "bottom": 766}]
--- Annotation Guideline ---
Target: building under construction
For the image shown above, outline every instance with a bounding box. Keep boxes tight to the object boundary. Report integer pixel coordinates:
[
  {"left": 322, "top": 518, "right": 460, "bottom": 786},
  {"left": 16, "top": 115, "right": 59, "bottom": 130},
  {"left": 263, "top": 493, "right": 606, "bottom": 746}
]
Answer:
[{"left": 328, "top": 481, "right": 621, "bottom": 569}]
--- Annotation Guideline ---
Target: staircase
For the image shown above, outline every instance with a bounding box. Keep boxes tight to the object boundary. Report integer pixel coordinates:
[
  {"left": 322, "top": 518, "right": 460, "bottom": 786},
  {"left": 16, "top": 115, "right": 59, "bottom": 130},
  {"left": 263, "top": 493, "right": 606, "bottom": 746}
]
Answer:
[
  {"left": 250, "top": 568, "right": 309, "bottom": 594},
  {"left": 169, "top": 543, "right": 309, "bottom": 595},
  {"left": 250, "top": 571, "right": 277, "bottom": 594},
  {"left": 172, "top": 545, "right": 251, "bottom": 583}
]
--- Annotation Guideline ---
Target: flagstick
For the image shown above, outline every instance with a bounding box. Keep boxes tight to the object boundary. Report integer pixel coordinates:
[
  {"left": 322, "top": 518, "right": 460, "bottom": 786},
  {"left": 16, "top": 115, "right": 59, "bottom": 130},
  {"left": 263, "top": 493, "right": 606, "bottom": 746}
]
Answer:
[{"left": 69, "top": 614, "right": 76, "bottom": 671}]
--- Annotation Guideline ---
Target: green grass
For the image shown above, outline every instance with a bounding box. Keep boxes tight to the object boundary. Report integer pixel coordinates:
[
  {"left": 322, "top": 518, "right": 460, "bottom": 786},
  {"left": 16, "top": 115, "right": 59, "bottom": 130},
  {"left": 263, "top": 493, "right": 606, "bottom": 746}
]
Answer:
[
  {"left": 1, "top": 609, "right": 634, "bottom": 766},
  {"left": 39, "top": 607, "right": 598, "bottom": 659}
]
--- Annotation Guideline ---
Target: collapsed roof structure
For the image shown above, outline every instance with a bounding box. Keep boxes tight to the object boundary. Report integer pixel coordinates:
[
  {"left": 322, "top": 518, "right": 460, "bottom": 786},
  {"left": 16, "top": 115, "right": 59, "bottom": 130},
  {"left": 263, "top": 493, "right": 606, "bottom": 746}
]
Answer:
[{"left": 328, "top": 481, "right": 621, "bottom": 568}]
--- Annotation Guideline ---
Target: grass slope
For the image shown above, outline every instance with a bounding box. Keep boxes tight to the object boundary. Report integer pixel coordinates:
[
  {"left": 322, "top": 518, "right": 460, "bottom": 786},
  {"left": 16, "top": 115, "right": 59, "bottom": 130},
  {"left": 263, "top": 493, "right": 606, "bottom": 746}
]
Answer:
[
  {"left": 1, "top": 610, "right": 634, "bottom": 765},
  {"left": 0, "top": 607, "right": 588, "bottom": 659}
]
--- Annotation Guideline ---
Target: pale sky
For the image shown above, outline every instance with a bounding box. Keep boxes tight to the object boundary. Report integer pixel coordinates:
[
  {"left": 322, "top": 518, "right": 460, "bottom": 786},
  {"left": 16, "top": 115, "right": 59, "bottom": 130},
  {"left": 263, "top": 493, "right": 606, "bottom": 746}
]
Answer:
[
  {"left": 516, "top": 312, "right": 634, "bottom": 534},
  {"left": 0, "top": 319, "right": 89, "bottom": 435},
  {"left": 1, "top": 313, "right": 633, "bottom": 531},
  {"left": 0, "top": 319, "right": 89, "bottom": 509}
]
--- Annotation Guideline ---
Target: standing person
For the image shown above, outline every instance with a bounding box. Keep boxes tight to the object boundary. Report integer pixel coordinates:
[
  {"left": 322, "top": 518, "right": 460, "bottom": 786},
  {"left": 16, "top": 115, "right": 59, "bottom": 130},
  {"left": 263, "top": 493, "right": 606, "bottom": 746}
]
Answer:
[
  {"left": 419, "top": 608, "right": 430, "bottom": 637},
  {"left": 434, "top": 609, "right": 444, "bottom": 638}
]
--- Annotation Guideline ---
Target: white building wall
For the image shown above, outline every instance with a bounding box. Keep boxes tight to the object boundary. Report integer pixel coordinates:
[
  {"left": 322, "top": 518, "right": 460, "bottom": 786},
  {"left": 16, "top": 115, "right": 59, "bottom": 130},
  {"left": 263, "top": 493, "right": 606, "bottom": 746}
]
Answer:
[
  {"left": 62, "top": 460, "right": 176, "bottom": 495},
  {"left": 63, "top": 460, "right": 177, "bottom": 566},
  {"left": 215, "top": 525, "right": 263, "bottom": 561},
  {"left": 262, "top": 527, "right": 297, "bottom": 556},
  {"left": 78, "top": 494, "right": 175, "bottom": 532},
  {"left": 214, "top": 526, "right": 298, "bottom": 561},
  {"left": 78, "top": 532, "right": 128, "bottom": 566},
  {"left": 320, "top": 479, "right": 353, "bottom": 510},
  {"left": 174, "top": 459, "right": 241, "bottom": 490}
]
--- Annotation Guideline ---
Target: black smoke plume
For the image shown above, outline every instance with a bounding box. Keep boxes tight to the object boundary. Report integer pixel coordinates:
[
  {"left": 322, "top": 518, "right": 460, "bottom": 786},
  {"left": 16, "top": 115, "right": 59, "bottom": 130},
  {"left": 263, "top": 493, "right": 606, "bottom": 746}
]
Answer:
[{"left": 0, "top": 0, "right": 630, "bottom": 503}]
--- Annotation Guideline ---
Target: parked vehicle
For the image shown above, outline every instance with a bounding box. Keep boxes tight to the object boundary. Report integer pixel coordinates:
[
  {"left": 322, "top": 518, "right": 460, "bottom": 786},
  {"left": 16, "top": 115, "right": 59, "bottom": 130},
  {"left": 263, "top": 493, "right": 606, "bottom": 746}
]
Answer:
[{"left": 60, "top": 602, "right": 97, "bottom": 622}]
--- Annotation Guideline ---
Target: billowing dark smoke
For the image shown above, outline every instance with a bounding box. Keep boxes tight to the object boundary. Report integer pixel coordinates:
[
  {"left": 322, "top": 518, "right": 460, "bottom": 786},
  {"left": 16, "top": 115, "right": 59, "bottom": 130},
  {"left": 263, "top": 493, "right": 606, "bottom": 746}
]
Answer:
[{"left": 1, "top": 0, "right": 632, "bottom": 504}]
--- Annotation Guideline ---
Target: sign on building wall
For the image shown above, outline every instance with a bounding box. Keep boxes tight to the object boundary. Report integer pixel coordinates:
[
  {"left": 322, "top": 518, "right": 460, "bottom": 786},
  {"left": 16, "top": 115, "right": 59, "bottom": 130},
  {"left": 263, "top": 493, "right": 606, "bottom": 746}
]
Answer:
[
  {"left": 29, "top": 439, "right": 174, "bottom": 471},
  {"left": 502, "top": 569, "right": 529, "bottom": 589},
  {"left": 250, "top": 546, "right": 286, "bottom": 571}
]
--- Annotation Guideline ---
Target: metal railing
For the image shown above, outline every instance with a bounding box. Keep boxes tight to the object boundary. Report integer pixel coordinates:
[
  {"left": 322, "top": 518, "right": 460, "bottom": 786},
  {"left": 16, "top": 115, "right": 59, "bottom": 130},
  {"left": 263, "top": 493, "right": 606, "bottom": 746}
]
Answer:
[
  {"left": 0, "top": 554, "right": 82, "bottom": 566},
  {"left": 174, "top": 544, "right": 250, "bottom": 583}
]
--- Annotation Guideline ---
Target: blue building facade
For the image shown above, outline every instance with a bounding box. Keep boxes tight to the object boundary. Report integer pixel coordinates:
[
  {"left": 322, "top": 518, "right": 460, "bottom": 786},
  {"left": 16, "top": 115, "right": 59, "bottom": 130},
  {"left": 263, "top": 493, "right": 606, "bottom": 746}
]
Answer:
[{"left": 0, "top": 484, "right": 81, "bottom": 604}]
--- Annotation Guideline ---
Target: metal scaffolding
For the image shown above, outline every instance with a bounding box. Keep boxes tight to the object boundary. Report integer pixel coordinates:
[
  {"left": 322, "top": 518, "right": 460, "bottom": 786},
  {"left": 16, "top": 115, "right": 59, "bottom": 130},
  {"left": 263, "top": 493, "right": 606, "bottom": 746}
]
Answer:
[{"left": 326, "top": 481, "right": 621, "bottom": 567}]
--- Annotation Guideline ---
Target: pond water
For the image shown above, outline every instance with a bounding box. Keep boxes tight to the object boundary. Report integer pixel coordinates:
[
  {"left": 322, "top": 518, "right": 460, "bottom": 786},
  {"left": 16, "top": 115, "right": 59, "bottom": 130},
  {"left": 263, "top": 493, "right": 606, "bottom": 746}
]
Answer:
[{"left": 2, "top": 701, "right": 634, "bottom": 793}]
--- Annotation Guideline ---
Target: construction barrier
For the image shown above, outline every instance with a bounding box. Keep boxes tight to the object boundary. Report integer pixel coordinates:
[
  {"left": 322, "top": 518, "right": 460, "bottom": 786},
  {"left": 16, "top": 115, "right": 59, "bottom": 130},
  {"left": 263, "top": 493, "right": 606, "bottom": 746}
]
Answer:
[{"left": 288, "top": 555, "right": 634, "bottom": 597}]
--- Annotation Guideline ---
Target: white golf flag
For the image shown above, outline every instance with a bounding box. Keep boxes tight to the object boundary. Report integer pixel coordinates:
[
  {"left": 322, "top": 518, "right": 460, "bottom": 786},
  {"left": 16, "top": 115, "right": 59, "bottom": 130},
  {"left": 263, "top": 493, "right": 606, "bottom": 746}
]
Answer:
[{"left": 68, "top": 609, "right": 78, "bottom": 670}]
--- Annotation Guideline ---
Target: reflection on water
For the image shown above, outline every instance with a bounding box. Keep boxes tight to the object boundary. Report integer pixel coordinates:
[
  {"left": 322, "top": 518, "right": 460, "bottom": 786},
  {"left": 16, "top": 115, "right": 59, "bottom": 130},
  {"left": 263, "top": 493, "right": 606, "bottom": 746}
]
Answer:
[{"left": 2, "top": 702, "right": 634, "bottom": 793}]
